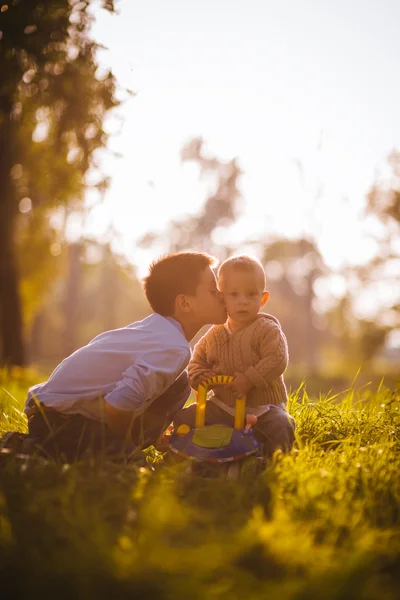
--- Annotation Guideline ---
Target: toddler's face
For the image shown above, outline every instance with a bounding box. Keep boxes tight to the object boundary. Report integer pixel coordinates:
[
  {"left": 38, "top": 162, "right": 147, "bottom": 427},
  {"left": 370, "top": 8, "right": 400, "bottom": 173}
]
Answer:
[{"left": 219, "top": 269, "right": 266, "bottom": 328}]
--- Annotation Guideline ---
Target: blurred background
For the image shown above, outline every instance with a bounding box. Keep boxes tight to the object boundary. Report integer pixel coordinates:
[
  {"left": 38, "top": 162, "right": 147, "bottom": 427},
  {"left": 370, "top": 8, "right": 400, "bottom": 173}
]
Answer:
[{"left": 0, "top": 0, "right": 399, "bottom": 392}]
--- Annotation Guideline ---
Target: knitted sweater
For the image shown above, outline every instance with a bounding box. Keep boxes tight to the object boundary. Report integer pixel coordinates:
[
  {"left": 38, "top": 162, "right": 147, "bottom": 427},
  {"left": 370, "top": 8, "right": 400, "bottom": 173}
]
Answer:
[{"left": 188, "top": 313, "right": 289, "bottom": 408}]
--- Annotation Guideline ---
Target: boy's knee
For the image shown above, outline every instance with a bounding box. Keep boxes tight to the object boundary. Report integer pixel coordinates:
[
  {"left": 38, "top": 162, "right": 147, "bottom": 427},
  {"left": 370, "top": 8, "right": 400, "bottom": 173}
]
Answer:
[
  {"left": 173, "top": 404, "right": 196, "bottom": 428},
  {"left": 171, "top": 371, "right": 190, "bottom": 398},
  {"left": 157, "top": 371, "right": 191, "bottom": 408}
]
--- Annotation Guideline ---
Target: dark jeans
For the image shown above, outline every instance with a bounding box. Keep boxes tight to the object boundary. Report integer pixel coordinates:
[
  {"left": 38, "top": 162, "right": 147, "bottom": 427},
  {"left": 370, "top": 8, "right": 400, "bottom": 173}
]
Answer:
[
  {"left": 173, "top": 400, "right": 296, "bottom": 457},
  {"left": 27, "top": 372, "right": 190, "bottom": 462}
]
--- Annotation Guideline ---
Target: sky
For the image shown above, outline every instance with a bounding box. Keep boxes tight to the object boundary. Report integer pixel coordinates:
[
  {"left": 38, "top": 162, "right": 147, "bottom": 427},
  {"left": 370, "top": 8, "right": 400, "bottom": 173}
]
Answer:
[{"left": 74, "top": 0, "right": 400, "bottom": 318}]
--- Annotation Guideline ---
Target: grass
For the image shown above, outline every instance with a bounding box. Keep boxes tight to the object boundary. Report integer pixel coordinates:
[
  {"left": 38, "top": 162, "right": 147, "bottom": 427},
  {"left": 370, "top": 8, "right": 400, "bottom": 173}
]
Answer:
[{"left": 0, "top": 370, "right": 399, "bottom": 599}]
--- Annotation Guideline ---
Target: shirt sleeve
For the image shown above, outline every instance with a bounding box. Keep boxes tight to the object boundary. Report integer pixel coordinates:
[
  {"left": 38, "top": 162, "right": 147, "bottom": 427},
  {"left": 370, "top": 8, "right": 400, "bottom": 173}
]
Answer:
[
  {"left": 187, "top": 335, "right": 213, "bottom": 390},
  {"left": 244, "top": 321, "right": 289, "bottom": 388},
  {"left": 24, "top": 383, "right": 45, "bottom": 413},
  {"left": 105, "top": 345, "right": 191, "bottom": 411}
]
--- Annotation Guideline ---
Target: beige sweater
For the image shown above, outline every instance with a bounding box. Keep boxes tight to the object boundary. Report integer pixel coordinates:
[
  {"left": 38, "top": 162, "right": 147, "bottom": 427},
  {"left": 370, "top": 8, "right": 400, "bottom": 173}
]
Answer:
[{"left": 188, "top": 313, "right": 289, "bottom": 408}]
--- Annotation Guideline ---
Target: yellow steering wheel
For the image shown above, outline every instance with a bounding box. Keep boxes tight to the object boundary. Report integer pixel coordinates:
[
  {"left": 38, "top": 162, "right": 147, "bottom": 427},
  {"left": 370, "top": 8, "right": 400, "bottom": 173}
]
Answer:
[{"left": 195, "top": 375, "right": 246, "bottom": 431}]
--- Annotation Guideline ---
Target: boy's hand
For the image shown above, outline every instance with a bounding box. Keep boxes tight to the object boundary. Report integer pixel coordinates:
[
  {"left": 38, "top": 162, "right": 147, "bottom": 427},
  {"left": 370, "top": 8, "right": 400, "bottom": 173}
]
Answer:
[{"left": 227, "top": 372, "right": 253, "bottom": 397}]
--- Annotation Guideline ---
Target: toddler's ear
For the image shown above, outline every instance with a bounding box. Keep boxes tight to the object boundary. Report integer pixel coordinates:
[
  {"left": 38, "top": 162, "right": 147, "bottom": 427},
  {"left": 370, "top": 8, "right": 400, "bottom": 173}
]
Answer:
[{"left": 260, "top": 291, "right": 270, "bottom": 307}]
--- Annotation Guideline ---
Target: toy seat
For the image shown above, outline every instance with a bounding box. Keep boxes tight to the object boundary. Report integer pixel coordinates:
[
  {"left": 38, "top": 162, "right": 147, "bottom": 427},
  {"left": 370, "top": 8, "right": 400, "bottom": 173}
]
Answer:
[{"left": 168, "top": 375, "right": 260, "bottom": 463}]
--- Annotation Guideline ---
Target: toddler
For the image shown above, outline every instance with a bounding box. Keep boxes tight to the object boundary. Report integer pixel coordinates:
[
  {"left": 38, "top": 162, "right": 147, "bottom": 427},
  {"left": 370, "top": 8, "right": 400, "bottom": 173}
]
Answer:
[{"left": 174, "top": 255, "right": 295, "bottom": 456}]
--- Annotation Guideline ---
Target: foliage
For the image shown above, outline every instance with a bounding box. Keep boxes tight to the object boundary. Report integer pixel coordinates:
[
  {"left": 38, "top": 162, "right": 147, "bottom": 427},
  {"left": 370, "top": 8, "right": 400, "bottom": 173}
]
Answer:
[
  {"left": 321, "top": 150, "right": 400, "bottom": 368},
  {"left": 140, "top": 137, "right": 243, "bottom": 258},
  {"left": 355, "top": 150, "right": 400, "bottom": 336},
  {"left": 261, "top": 237, "right": 328, "bottom": 369},
  {"left": 0, "top": 0, "right": 120, "bottom": 365},
  {"left": 139, "top": 137, "right": 398, "bottom": 371},
  {"left": 0, "top": 0, "right": 118, "bottom": 203},
  {"left": 367, "top": 150, "right": 400, "bottom": 233},
  {"left": 1, "top": 375, "right": 400, "bottom": 599},
  {"left": 27, "top": 240, "right": 151, "bottom": 366}
]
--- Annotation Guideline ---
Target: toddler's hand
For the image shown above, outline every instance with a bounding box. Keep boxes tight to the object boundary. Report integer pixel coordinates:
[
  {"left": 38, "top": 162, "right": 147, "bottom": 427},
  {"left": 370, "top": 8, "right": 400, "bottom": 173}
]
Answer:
[
  {"left": 196, "top": 372, "right": 217, "bottom": 388},
  {"left": 244, "top": 413, "right": 258, "bottom": 434},
  {"left": 227, "top": 372, "right": 253, "bottom": 397},
  {"left": 201, "top": 371, "right": 216, "bottom": 382}
]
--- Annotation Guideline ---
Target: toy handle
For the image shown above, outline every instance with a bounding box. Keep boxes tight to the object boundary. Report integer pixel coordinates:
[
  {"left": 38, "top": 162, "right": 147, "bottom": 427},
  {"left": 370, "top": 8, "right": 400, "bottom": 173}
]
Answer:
[{"left": 195, "top": 375, "right": 246, "bottom": 431}]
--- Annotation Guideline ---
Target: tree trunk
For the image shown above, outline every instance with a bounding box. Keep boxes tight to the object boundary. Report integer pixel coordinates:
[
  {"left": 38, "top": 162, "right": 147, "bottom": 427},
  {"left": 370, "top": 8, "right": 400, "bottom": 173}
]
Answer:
[
  {"left": 0, "top": 114, "right": 25, "bottom": 366},
  {"left": 28, "top": 311, "right": 45, "bottom": 364}
]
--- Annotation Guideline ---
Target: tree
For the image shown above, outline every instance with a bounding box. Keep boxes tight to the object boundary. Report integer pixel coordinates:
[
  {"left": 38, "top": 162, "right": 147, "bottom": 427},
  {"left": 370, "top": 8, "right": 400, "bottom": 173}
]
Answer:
[
  {"left": 28, "top": 239, "right": 150, "bottom": 366},
  {"left": 0, "top": 0, "right": 120, "bottom": 366},
  {"left": 367, "top": 150, "right": 400, "bottom": 235},
  {"left": 140, "top": 137, "right": 243, "bottom": 259},
  {"left": 320, "top": 151, "right": 400, "bottom": 370},
  {"left": 359, "top": 150, "right": 400, "bottom": 341},
  {"left": 140, "top": 138, "right": 334, "bottom": 361},
  {"left": 261, "top": 237, "right": 328, "bottom": 370}
]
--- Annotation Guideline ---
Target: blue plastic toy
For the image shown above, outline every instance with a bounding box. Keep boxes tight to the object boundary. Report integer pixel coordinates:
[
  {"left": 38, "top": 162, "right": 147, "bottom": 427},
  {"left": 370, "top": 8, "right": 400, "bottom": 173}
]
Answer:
[{"left": 168, "top": 375, "right": 261, "bottom": 464}]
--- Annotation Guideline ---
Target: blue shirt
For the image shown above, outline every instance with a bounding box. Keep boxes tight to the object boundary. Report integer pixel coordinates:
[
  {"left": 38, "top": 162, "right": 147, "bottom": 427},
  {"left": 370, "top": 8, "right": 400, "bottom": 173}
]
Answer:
[{"left": 25, "top": 314, "right": 191, "bottom": 421}]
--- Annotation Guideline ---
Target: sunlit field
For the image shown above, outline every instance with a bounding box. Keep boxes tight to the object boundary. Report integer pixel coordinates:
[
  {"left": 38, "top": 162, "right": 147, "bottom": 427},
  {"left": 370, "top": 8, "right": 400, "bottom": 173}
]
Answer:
[
  {"left": 1, "top": 2, "right": 400, "bottom": 599},
  {"left": 0, "top": 371, "right": 399, "bottom": 600}
]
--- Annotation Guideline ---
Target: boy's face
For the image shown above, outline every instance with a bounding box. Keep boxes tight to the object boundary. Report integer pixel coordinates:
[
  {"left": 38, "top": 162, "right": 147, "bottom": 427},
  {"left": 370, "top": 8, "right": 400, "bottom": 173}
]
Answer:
[
  {"left": 189, "top": 267, "right": 227, "bottom": 325},
  {"left": 219, "top": 268, "right": 267, "bottom": 327}
]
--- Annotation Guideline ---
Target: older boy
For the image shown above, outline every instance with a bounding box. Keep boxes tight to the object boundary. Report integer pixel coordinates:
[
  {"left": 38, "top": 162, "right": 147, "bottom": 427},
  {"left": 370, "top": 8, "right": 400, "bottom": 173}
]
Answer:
[
  {"left": 16, "top": 252, "right": 226, "bottom": 461},
  {"left": 174, "top": 255, "right": 295, "bottom": 457}
]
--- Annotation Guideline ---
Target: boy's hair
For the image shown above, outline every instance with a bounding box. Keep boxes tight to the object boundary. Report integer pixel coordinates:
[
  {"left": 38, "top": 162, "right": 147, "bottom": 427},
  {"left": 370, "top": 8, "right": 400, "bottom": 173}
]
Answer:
[
  {"left": 218, "top": 255, "right": 266, "bottom": 289},
  {"left": 143, "top": 251, "right": 218, "bottom": 315}
]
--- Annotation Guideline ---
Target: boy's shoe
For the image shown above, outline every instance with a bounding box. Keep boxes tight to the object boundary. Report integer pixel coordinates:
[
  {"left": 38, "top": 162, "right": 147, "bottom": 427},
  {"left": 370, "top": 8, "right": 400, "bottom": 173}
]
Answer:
[{"left": 0, "top": 431, "right": 36, "bottom": 454}]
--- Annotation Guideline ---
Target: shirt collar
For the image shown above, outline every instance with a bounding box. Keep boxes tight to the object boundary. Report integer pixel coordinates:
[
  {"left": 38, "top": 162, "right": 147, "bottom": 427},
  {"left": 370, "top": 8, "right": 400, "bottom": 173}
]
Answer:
[{"left": 165, "top": 316, "right": 185, "bottom": 336}]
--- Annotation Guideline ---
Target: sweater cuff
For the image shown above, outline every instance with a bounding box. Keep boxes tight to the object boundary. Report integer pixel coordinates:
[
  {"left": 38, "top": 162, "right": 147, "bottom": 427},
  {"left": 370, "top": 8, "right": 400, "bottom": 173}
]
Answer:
[{"left": 244, "top": 366, "right": 267, "bottom": 389}]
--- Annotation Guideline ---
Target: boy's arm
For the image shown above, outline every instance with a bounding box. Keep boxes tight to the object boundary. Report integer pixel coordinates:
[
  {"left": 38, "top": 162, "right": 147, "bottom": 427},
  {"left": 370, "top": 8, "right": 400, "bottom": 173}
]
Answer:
[
  {"left": 104, "top": 346, "right": 190, "bottom": 439},
  {"left": 243, "top": 321, "right": 289, "bottom": 389},
  {"left": 188, "top": 336, "right": 215, "bottom": 389},
  {"left": 104, "top": 402, "right": 135, "bottom": 440}
]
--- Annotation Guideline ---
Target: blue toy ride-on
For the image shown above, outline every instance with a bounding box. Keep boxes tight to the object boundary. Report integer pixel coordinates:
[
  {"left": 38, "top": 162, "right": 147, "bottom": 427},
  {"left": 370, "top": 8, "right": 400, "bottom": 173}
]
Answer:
[{"left": 167, "top": 375, "right": 262, "bottom": 477}]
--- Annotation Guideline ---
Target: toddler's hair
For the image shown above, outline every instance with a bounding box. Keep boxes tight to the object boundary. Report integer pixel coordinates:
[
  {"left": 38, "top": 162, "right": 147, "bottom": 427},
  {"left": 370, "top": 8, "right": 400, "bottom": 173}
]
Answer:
[
  {"left": 143, "top": 251, "right": 217, "bottom": 315},
  {"left": 218, "top": 255, "right": 266, "bottom": 289}
]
